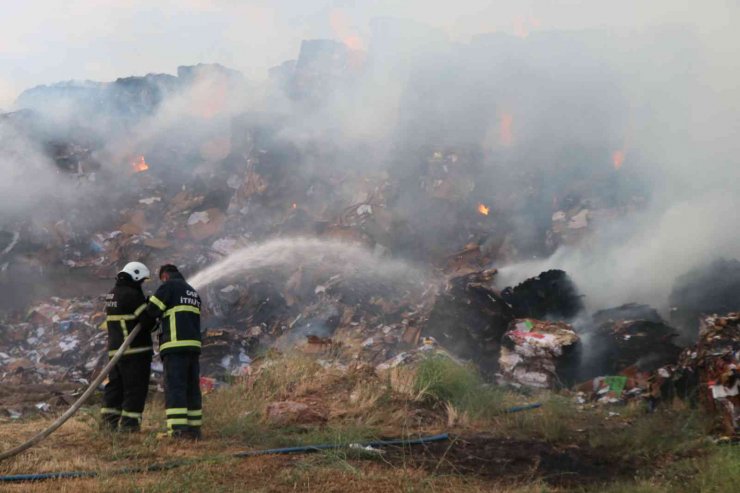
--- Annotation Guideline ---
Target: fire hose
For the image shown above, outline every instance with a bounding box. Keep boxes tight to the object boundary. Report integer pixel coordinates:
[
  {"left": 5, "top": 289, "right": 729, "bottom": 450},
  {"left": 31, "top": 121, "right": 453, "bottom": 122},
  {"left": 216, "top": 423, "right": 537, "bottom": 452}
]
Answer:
[
  {"left": 0, "top": 433, "right": 451, "bottom": 483},
  {"left": 0, "top": 323, "right": 144, "bottom": 462}
]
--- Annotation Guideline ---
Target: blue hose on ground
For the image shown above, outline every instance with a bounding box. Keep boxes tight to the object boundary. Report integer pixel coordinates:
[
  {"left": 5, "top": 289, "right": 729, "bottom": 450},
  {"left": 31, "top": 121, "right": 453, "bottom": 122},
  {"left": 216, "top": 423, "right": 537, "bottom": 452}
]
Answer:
[
  {"left": 0, "top": 433, "right": 449, "bottom": 483},
  {"left": 232, "top": 432, "right": 449, "bottom": 457},
  {"left": 0, "top": 403, "right": 543, "bottom": 483},
  {"left": 0, "top": 471, "right": 96, "bottom": 482},
  {"left": 0, "top": 460, "right": 192, "bottom": 483},
  {"left": 503, "top": 403, "right": 542, "bottom": 413}
]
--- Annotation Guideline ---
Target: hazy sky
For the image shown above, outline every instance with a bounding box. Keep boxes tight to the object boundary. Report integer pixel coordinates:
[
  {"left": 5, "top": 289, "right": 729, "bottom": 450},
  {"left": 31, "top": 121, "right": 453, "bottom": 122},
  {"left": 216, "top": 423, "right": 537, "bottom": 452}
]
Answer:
[{"left": 0, "top": 0, "right": 735, "bottom": 108}]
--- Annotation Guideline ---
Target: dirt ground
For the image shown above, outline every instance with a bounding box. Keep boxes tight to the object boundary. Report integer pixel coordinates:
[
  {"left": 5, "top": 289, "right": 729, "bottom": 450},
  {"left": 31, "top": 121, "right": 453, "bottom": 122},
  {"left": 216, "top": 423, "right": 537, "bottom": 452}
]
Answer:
[{"left": 389, "top": 435, "right": 635, "bottom": 487}]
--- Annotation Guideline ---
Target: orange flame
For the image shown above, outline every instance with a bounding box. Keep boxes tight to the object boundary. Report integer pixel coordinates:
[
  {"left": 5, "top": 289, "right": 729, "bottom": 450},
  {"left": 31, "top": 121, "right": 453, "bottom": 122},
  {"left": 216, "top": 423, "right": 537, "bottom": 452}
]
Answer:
[
  {"left": 343, "top": 35, "right": 364, "bottom": 51},
  {"left": 500, "top": 113, "right": 514, "bottom": 146},
  {"left": 612, "top": 150, "right": 625, "bottom": 170},
  {"left": 513, "top": 16, "right": 542, "bottom": 38},
  {"left": 477, "top": 203, "right": 490, "bottom": 216},
  {"left": 132, "top": 155, "right": 149, "bottom": 173},
  {"left": 330, "top": 9, "right": 365, "bottom": 51}
]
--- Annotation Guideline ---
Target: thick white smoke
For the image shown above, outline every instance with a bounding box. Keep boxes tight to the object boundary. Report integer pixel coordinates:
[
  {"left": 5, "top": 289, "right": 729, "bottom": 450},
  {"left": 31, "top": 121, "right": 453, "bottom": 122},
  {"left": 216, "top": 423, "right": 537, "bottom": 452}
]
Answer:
[
  {"left": 2, "top": 2, "right": 739, "bottom": 318},
  {"left": 500, "top": 22, "right": 740, "bottom": 314},
  {"left": 0, "top": 118, "right": 85, "bottom": 219}
]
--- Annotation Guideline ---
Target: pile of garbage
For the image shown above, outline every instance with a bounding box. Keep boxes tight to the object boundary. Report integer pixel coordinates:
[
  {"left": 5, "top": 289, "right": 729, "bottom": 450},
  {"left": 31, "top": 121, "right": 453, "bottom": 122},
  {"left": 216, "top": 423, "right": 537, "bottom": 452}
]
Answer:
[
  {"left": 581, "top": 304, "right": 682, "bottom": 379},
  {"left": 7, "top": 37, "right": 737, "bottom": 427},
  {"left": 0, "top": 41, "right": 644, "bottom": 403},
  {"left": 197, "top": 265, "right": 585, "bottom": 390},
  {"left": 0, "top": 297, "right": 107, "bottom": 418},
  {"left": 0, "top": 265, "right": 585, "bottom": 408},
  {"left": 500, "top": 270, "right": 584, "bottom": 320},
  {"left": 498, "top": 319, "right": 580, "bottom": 389},
  {"left": 572, "top": 311, "right": 740, "bottom": 435},
  {"left": 569, "top": 304, "right": 681, "bottom": 406},
  {"left": 423, "top": 268, "right": 584, "bottom": 376},
  {"left": 574, "top": 375, "right": 643, "bottom": 404},
  {"left": 199, "top": 328, "right": 256, "bottom": 379},
  {"left": 692, "top": 314, "right": 739, "bottom": 435},
  {"left": 0, "top": 296, "right": 262, "bottom": 416},
  {"left": 0, "top": 297, "right": 106, "bottom": 387},
  {"left": 424, "top": 269, "right": 512, "bottom": 374},
  {"left": 0, "top": 33, "right": 654, "bottom": 309},
  {"left": 621, "top": 314, "right": 740, "bottom": 433}
]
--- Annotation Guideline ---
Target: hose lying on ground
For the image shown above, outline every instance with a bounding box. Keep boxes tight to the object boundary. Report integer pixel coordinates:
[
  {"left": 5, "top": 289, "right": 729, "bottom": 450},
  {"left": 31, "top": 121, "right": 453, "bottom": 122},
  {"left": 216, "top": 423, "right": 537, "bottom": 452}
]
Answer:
[
  {"left": 0, "top": 433, "right": 450, "bottom": 483},
  {"left": 232, "top": 432, "right": 450, "bottom": 457},
  {"left": 503, "top": 403, "right": 542, "bottom": 413},
  {"left": 0, "top": 324, "right": 143, "bottom": 462}
]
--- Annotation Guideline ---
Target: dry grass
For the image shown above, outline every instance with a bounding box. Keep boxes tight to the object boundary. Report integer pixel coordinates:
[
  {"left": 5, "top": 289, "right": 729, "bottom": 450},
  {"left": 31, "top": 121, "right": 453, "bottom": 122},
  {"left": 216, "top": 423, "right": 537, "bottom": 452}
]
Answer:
[
  {"left": 204, "top": 352, "right": 400, "bottom": 445},
  {"left": 0, "top": 352, "right": 736, "bottom": 492}
]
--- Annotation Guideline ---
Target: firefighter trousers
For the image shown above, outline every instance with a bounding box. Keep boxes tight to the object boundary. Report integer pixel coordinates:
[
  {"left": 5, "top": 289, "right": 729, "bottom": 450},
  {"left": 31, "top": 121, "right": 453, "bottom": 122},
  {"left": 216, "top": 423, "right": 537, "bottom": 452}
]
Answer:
[
  {"left": 163, "top": 352, "right": 202, "bottom": 437},
  {"left": 101, "top": 352, "right": 152, "bottom": 430}
]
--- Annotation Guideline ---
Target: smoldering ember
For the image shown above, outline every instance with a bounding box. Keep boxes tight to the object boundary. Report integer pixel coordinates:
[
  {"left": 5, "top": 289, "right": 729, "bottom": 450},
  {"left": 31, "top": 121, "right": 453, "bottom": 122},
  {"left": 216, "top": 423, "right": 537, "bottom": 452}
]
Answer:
[{"left": 0, "top": 18, "right": 739, "bottom": 492}]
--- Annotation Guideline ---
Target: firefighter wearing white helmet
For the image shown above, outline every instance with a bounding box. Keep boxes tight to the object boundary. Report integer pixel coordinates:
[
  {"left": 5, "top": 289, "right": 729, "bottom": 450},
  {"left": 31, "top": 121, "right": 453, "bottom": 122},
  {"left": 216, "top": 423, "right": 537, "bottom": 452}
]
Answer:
[
  {"left": 100, "top": 261, "right": 153, "bottom": 432},
  {"left": 120, "top": 261, "right": 151, "bottom": 282}
]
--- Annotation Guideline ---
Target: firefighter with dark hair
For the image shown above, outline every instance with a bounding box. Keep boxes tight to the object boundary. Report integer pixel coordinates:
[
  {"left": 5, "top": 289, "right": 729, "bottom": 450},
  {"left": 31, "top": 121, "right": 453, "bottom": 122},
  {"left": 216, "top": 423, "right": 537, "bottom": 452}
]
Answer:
[
  {"left": 140, "top": 264, "right": 203, "bottom": 439},
  {"left": 101, "top": 261, "right": 153, "bottom": 432}
]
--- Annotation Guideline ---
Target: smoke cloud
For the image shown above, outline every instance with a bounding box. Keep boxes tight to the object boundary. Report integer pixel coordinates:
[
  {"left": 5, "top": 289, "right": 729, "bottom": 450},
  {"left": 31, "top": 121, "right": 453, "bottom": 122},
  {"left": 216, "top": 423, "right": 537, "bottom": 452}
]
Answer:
[{"left": 1, "top": 0, "right": 739, "bottom": 319}]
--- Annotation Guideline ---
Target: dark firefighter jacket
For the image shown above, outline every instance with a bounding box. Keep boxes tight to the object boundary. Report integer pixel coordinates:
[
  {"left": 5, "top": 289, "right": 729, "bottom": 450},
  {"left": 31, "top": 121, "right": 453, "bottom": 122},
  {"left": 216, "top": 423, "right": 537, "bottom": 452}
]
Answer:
[
  {"left": 142, "top": 272, "right": 202, "bottom": 354},
  {"left": 103, "top": 276, "right": 152, "bottom": 357}
]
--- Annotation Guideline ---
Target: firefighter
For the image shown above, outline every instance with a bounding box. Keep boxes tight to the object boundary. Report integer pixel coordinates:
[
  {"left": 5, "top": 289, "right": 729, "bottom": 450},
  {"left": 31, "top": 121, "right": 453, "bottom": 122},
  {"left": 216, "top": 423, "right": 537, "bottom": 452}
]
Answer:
[
  {"left": 140, "top": 264, "right": 203, "bottom": 440},
  {"left": 101, "top": 261, "right": 153, "bottom": 432}
]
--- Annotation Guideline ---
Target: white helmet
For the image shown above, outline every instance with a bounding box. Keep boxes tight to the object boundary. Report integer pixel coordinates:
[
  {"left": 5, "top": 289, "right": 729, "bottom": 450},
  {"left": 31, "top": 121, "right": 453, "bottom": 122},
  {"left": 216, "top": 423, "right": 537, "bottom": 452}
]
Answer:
[{"left": 119, "top": 261, "right": 151, "bottom": 282}]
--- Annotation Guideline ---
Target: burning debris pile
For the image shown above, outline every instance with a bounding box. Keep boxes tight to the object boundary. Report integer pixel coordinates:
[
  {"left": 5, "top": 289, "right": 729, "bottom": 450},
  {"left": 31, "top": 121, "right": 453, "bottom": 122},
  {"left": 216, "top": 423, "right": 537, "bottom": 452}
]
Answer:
[
  {"left": 197, "top": 260, "right": 589, "bottom": 394},
  {"left": 424, "top": 269, "right": 512, "bottom": 374},
  {"left": 584, "top": 304, "right": 682, "bottom": 377},
  {"left": 200, "top": 253, "right": 434, "bottom": 374},
  {"left": 572, "top": 307, "right": 738, "bottom": 436},
  {"left": 500, "top": 270, "right": 584, "bottom": 320},
  {"left": 0, "top": 32, "right": 738, "bottom": 440},
  {"left": 1, "top": 30, "right": 652, "bottom": 289},
  {"left": 574, "top": 304, "right": 683, "bottom": 406},
  {"left": 423, "top": 268, "right": 583, "bottom": 377}
]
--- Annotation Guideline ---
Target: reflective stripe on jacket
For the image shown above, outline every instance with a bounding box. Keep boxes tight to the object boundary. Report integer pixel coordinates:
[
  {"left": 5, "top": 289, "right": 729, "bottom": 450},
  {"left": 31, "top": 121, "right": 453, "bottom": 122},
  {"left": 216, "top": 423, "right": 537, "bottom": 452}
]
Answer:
[
  {"left": 104, "top": 277, "right": 153, "bottom": 357},
  {"left": 146, "top": 273, "right": 202, "bottom": 354}
]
